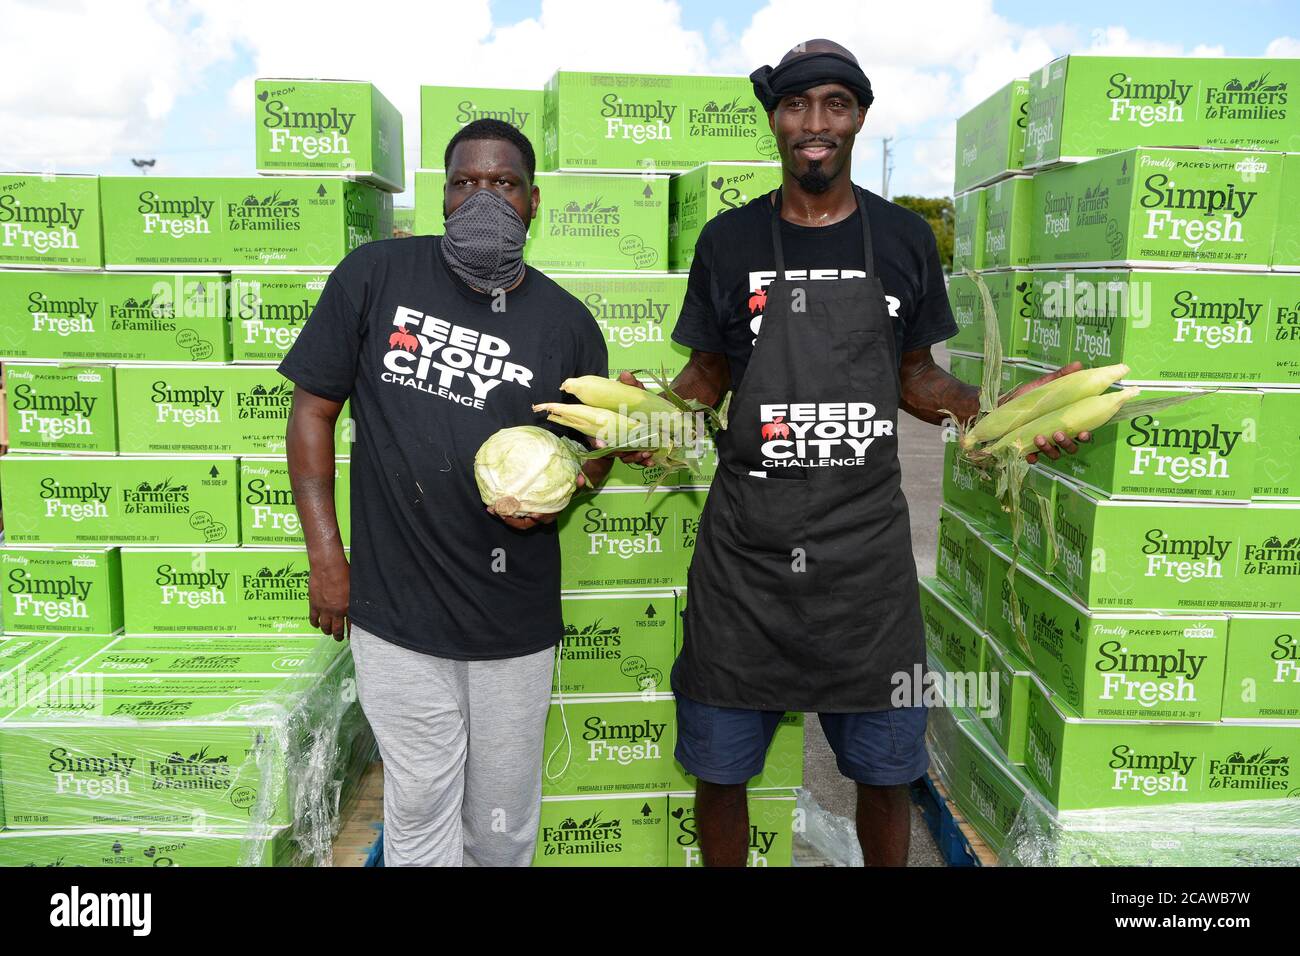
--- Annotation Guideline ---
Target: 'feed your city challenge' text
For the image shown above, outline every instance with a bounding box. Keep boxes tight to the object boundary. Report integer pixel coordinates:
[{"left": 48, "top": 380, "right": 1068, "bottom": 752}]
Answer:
[
  {"left": 759, "top": 402, "right": 893, "bottom": 469},
  {"left": 382, "top": 306, "right": 533, "bottom": 408}
]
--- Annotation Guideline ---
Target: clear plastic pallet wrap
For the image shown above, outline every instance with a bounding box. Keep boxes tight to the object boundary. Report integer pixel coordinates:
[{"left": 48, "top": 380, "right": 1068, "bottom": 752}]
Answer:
[
  {"left": 1002, "top": 792, "right": 1300, "bottom": 867},
  {"left": 0, "top": 635, "right": 374, "bottom": 867},
  {"left": 927, "top": 705, "right": 1300, "bottom": 867}
]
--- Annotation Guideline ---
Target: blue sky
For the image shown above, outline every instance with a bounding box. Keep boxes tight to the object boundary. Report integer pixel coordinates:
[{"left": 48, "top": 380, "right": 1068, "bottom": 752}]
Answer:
[{"left": 4, "top": 0, "right": 1297, "bottom": 199}]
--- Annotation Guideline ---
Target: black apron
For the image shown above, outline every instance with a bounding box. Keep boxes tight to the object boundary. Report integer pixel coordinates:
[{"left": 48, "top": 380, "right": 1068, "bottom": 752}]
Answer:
[{"left": 675, "top": 185, "right": 925, "bottom": 713}]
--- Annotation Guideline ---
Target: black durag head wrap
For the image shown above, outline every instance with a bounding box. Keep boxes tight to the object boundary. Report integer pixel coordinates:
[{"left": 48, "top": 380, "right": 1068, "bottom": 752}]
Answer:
[{"left": 749, "top": 51, "right": 874, "bottom": 112}]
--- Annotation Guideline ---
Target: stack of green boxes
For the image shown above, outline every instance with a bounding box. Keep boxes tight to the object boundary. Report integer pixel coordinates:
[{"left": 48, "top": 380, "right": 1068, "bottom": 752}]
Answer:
[
  {"left": 0, "top": 78, "right": 402, "bottom": 866},
  {"left": 934, "top": 54, "right": 1300, "bottom": 865},
  {"left": 409, "top": 74, "right": 795, "bottom": 866}
]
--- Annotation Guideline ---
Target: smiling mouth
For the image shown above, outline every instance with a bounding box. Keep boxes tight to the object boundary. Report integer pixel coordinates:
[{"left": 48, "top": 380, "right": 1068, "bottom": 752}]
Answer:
[{"left": 795, "top": 142, "right": 836, "bottom": 161}]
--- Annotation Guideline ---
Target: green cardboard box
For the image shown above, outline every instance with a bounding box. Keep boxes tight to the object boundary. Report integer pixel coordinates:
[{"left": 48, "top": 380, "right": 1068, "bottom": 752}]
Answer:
[
  {"left": 945, "top": 276, "right": 983, "bottom": 354},
  {"left": 1029, "top": 148, "right": 1283, "bottom": 270},
  {"left": 0, "top": 173, "right": 102, "bottom": 269},
  {"left": 947, "top": 350, "right": 981, "bottom": 388},
  {"left": 555, "top": 591, "right": 677, "bottom": 695},
  {"left": 952, "top": 188, "right": 985, "bottom": 273},
  {"left": 0, "top": 454, "right": 239, "bottom": 546},
  {"left": 1222, "top": 614, "right": 1300, "bottom": 721},
  {"left": 954, "top": 78, "right": 1030, "bottom": 194},
  {"left": 420, "top": 86, "right": 543, "bottom": 169},
  {"left": 542, "top": 71, "right": 776, "bottom": 172},
  {"left": 0, "top": 270, "right": 232, "bottom": 363},
  {"left": 1024, "top": 680, "right": 1300, "bottom": 811},
  {"left": 945, "top": 270, "right": 1033, "bottom": 358},
  {"left": 533, "top": 793, "right": 668, "bottom": 867},
  {"left": 928, "top": 705, "right": 1034, "bottom": 854},
  {"left": 984, "top": 537, "right": 1229, "bottom": 721},
  {"left": 255, "top": 78, "right": 404, "bottom": 192},
  {"left": 391, "top": 207, "right": 416, "bottom": 234},
  {"left": 1025, "top": 55, "right": 1300, "bottom": 168},
  {"left": 415, "top": 169, "right": 669, "bottom": 272},
  {"left": 230, "top": 272, "right": 329, "bottom": 363},
  {"left": 119, "top": 547, "right": 319, "bottom": 634},
  {"left": 1254, "top": 390, "right": 1300, "bottom": 499},
  {"left": 668, "top": 789, "right": 796, "bottom": 867},
  {"left": 78, "top": 637, "right": 342, "bottom": 677},
  {"left": 978, "top": 635, "right": 1033, "bottom": 764},
  {"left": 0, "top": 826, "right": 295, "bottom": 867},
  {"left": 4, "top": 364, "right": 117, "bottom": 454},
  {"left": 935, "top": 504, "right": 971, "bottom": 600},
  {"left": 1024, "top": 269, "right": 1072, "bottom": 368},
  {"left": 668, "top": 161, "right": 781, "bottom": 270},
  {"left": 115, "top": 366, "right": 297, "bottom": 455},
  {"left": 941, "top": 443, "right": 1056, "bottom": 571},
  {"left": 0, "top": 635, "right": 112, "bottom": 702},
  {"left": 1040, "top": 270, "right": 1300, "bottom": 386},
  {"left": 1050, "top": 479, "right": 1300, "bottom": 612},
  {"left": 552, "top": 274, "right": 689, "bottom": 376},
  {"left": 0, "top": 653, "right": 358, "bottom": 829},
  {"left": 1274, "top": 153, "right": 1300, "bottom": 270},
  {"left": 100, "top": 177, "right": 391, "bottom": 271},
  {"left": 982, "top": 176, "right": 1033, "bottom": 269},
  {"left": 1042, "top": 386, "right": 1262, "bottom": 501},
  {"left": 239, "top": 457, "right": 350, "bottom": 547},
  {"left": 919, "top": 576, "right": 986, "bottom": 677},
  {"left": 540, "top": 695, "right": 676, "bottom": 796},
  {"left": 1, "top": 547, "right": 123, "bottom": 636},
  {"left": 558, "top": 486, "right": 706, "bottom": 590}
]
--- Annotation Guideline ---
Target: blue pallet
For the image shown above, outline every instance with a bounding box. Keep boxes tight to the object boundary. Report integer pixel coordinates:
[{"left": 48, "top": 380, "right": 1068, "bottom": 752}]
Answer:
[
  {"left": 909, "top": 774, "right": 980, "bottom": 868},
  {"left": 364, "top": 825, "right": 384, "bottom": 867}
]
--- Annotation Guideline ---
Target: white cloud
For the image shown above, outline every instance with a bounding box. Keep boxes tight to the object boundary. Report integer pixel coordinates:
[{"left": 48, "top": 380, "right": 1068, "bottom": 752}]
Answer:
[
  {"left": 0, "top": 0, "right": 232, "bottom": 169},
  {"left": 1265, "top": 36, "right": 1300, "bottom": 57},
  {"left": 1082, "top": 25, "right": 1224, "bottom": 58}
]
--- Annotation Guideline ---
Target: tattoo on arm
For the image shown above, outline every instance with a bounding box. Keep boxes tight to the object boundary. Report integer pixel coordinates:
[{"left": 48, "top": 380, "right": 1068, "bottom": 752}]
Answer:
[{"left": 898, "top": 348, "right": 980, "bottom": 426}]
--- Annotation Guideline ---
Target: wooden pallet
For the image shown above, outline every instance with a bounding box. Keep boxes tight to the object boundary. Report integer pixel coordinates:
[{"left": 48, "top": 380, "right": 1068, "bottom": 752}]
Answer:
[
  {"left": 910, "top": 772, "right": 999, "bottom": 867},
  {"left": 330, "top": 761, "right": 384, "bottom": 867}
]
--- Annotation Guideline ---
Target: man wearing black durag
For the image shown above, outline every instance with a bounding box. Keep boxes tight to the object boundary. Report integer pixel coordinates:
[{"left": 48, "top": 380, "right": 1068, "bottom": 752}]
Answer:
[{"left": 614, "top": 39, "right": 1092, "bottom": 866}]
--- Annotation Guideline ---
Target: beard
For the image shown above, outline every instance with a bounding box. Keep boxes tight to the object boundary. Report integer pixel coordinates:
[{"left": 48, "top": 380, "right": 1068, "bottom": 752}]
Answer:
[{"left": 796, "top": 160, "right": 834, "bottom": 194}]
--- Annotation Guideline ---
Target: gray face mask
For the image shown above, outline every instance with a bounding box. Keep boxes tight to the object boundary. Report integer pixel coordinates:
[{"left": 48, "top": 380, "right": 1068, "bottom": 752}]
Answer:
[{"left": 440, "top": 188, "right": 528, "bottom": 292}]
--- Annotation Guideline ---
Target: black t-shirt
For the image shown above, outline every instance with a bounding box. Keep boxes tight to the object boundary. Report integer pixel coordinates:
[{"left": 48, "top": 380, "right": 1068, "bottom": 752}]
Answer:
[
  {"left": 278, "top": 236, "right": 608, "bottom": 660},
  {"left": 672, "top": 186, "right": 957, "bottom": 389}
]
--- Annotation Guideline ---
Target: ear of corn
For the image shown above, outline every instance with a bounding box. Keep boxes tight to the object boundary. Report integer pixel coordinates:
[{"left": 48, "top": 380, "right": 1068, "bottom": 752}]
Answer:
[
  {"left": 960, "top": 363, "right": 1131, "bottom": 450},
  {"left": 560, "top": 376, "right": 680, "bottom": 417},
  {"left": 531, "top": 402, "right": 648, "bottom": 445},
  {"left": 986, "top": 386, "right": 1141, "bottom": 455}
]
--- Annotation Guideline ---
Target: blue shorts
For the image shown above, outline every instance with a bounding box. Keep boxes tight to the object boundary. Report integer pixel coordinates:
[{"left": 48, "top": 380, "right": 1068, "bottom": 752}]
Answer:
[{"left": 674, "top": 689, "right": 930, "bottom": 787}]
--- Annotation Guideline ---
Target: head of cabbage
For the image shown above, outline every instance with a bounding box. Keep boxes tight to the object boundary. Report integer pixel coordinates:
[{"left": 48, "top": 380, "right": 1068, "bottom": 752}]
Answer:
[{"left": 474, "top": 425, "right": 585, "bottom": 517}]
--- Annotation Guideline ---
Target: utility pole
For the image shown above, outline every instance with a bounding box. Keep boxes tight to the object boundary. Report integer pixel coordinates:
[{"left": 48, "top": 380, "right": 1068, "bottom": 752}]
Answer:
[{"left": 880, "top": 137, "right": 892, "bottom": 199}]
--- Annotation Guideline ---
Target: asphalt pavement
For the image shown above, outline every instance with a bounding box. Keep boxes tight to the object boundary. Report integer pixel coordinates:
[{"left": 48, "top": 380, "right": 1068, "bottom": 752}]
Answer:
[{"left": 800, "top": 343, "right": 953, "bottom": 867}]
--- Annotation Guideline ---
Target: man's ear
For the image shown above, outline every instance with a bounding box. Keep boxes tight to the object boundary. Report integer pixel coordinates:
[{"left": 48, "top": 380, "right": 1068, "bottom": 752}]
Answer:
[
  {"left": 855, "top": 106, "right": 868, "bottom": 133},
  {"left": 768, "top": 109, "right": 777, "bottom": 133},
  {"left": 530, "top": 183, "right": 540, "bottom": 223}
]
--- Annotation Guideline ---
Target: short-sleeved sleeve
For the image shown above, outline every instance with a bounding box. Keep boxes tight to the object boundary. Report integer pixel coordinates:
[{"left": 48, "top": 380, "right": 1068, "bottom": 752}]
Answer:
[
  {"left": 670, "top": 224, "right": 727, "bottom": 354},
  {"left": 574, "top": 313, "right": 609, "bottom": 380},
  {"left": 277, "top": 266, "right": 365, "bottom": 403},
  {"left": 901, "top": 226, "right": 959, "bottom": 353}
]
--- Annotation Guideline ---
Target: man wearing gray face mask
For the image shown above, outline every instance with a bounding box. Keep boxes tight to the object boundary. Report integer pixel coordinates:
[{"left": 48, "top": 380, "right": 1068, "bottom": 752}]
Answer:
[{"left": 279, "top": 119, "right": 611, "bottom": 867}]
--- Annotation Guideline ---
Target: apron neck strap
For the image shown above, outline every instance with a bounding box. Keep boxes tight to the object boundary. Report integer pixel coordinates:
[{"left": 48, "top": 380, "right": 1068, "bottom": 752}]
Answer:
[{"left": 770, "top": 185, "right": 876, "bottom": 279}]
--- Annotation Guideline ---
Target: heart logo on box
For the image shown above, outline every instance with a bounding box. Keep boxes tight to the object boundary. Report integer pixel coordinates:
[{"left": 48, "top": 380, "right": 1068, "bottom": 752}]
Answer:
[
  {"left": 671, "top": 807, "right": 685, "bottom": 819},
  {"left": 258, "top": 90, "right": 269, "bottom": 102},
  {"left": 710, "top": 177, "right": 724, "bottom": 190}
]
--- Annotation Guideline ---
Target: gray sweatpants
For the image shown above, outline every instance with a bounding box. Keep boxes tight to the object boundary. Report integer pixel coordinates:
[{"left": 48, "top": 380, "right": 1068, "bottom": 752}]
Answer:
[{"left": 349, "top": 624, "right": 555, "bottom": 867}]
